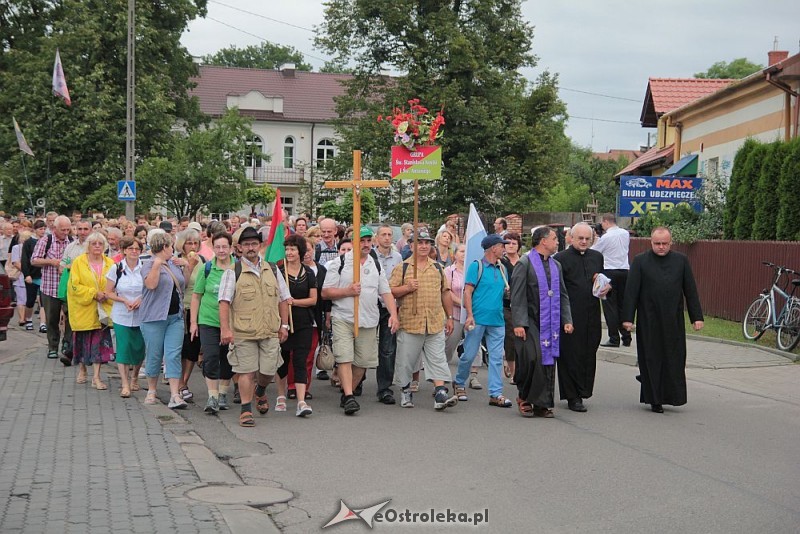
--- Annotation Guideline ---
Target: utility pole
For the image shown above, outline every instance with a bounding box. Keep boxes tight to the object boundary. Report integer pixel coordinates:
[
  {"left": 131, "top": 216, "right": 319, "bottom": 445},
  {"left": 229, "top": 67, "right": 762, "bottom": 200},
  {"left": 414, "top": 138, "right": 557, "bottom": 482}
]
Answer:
[{"left": 125, "top": 0, "right": 136, "bottom": 220}]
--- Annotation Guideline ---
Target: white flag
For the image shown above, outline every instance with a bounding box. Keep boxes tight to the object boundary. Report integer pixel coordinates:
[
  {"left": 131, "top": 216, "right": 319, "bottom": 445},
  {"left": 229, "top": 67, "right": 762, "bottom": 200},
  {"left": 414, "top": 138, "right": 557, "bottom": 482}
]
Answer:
[{"left": 52, "top": 48, "right": 72, "bottom": 106}]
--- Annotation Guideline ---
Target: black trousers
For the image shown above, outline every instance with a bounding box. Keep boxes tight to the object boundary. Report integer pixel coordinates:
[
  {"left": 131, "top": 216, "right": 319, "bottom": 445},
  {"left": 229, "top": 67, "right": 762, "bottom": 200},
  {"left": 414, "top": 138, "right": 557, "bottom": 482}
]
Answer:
[
  {"left": 375, "top": 306, "right": 397, "bottom": 398},
  {"left": 602, "top": 269, "right": 631, "bottom": 345}
]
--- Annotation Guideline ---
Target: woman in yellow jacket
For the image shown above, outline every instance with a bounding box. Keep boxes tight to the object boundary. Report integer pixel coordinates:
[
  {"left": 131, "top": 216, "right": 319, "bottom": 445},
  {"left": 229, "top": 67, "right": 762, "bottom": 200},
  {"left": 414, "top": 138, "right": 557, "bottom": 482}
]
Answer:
[{"left": 68, "top": 232, "right": 115, "bottom": 389}]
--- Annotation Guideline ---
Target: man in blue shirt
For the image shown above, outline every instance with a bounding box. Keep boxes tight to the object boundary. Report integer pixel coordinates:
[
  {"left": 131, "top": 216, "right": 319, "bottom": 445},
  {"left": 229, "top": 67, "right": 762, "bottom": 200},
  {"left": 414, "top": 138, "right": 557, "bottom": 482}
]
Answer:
[{"left": 454, "top": 234, "right": 512, "bottom": 407}]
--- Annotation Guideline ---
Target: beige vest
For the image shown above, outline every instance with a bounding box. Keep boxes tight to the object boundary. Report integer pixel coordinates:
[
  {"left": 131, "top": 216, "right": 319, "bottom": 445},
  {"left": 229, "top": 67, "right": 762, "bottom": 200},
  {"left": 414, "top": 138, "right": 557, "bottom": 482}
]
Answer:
[{"left": 230, "top": 261, "right": 281, "bottom": 340}]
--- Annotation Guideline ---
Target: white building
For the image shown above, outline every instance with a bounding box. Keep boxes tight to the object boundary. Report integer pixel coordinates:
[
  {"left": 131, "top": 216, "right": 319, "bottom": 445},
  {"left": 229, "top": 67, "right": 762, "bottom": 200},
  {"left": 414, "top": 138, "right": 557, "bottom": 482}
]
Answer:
[{"left": 191, "top": 63, "right": 352, "bottom": 216}]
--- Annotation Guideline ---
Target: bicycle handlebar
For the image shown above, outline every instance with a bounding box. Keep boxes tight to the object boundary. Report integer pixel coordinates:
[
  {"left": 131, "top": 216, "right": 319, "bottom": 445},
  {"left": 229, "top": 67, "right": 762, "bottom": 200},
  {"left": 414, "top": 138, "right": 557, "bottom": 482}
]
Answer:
[{"left": 762, "top": 261, "right": 797, "bottom": 275}]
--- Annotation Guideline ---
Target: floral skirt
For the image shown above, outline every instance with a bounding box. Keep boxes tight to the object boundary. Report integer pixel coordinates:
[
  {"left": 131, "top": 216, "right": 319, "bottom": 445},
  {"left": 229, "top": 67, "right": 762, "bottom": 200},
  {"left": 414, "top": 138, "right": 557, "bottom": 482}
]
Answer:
[{"left": 72, "top": 328, "right": 115, "bottom": 365}]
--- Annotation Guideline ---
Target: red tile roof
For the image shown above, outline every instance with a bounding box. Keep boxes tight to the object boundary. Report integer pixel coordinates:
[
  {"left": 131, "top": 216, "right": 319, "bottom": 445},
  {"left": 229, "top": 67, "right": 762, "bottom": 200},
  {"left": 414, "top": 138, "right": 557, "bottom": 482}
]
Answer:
[
  {"left": 191, "top": 65, "right": 354, "bottom": 123},
  {"left": 593, "top": 149, "right": 645, "bottom": 162},
  {"left": 640, "top": 78, "right": 735, "bottom": 127},
  {"left": 615, "top": 144, "right": 674, "bottom": 176}
]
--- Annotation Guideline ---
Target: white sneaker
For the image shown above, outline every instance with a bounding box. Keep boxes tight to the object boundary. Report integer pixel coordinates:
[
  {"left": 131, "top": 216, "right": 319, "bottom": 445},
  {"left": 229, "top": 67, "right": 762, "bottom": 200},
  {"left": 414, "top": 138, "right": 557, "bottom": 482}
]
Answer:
[
  {"left": 296, "top": 401, "right": 313, "bottom": 417},
  {"left": 400, "top": 389, "right": 414, "bottom": 408}
]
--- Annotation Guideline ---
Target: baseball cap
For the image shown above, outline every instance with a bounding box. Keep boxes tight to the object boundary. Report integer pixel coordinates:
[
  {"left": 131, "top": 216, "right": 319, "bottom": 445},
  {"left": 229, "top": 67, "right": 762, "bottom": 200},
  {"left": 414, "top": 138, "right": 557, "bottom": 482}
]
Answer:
[
  {"left": 414, "top": 229, "right": 435, "bottom": 243},
  {"left": 481, "top": 234, "right": 510, "bottom": 249},
  {"left": 359, "top": 226, "right": 374, "bottom": 238}
]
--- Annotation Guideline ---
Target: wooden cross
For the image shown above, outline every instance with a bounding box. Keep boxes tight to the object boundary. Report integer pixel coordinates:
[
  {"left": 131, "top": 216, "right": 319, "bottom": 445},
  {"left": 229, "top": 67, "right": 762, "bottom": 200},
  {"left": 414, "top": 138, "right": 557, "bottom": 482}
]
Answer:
[{"left": 323, "top": 150, "right": 390, "bottom": 336}]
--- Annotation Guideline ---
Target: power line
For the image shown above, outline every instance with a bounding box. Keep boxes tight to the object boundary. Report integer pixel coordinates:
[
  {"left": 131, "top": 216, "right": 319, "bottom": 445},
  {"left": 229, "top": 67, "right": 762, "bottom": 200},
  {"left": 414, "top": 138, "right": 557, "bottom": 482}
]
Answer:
[
  {"left": 570, "top": 115, "right": 641, "bottom": 125},
  {"left": 561, "top": 87, "right": 640, "bottom": 102},
  {"left": 205, "top": 16, "right": 330, "bottom": 64},
  {"left": 209, "top": 0, "right": 315, "bottom": 33}
]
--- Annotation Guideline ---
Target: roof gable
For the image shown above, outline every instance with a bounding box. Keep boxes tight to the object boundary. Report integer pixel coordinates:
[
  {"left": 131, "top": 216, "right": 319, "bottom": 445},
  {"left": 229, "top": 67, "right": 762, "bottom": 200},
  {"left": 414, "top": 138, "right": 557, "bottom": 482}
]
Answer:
[
  {"left": 191, "top": 65, "right": 354, "bottom": 123},
  {"left": 639, "top": 78, "right": 735, "bottom": 127}
]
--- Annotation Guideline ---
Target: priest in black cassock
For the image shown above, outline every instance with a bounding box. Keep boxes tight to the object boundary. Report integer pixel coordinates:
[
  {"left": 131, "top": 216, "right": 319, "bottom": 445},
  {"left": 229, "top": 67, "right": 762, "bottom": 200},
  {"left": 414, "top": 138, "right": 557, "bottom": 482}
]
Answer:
[
  {"left": 510, "top": 226, "right": 573, "bottom": 418},
  {"left": 621, "top": 226, "right": 704, "bottom": 413},
  {"left": 553, "top": 223, "right": 607, "bottom": 412}
]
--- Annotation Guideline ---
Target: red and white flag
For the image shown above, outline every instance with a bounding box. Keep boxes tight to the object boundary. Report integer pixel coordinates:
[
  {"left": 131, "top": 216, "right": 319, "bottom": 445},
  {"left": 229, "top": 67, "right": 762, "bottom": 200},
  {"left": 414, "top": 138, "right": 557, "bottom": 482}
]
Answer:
[
  {"left": 52, "top": 48, "right": 71, "bottom": 106},
  {"left": 12, "top": 117, "right": 34, "bottom": 157}
]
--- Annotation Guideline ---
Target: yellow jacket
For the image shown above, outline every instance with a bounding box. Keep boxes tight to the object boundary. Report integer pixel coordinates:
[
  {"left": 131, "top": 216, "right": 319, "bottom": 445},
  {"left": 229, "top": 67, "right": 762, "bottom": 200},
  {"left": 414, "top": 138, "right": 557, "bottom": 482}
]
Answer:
[{"left": 67, "top": 253, "right": 114, "bottom": 331}]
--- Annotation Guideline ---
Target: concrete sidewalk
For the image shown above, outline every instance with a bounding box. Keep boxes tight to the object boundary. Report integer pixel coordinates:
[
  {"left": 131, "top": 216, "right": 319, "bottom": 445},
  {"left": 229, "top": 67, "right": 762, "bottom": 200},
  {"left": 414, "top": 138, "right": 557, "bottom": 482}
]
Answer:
[{"left": 0, "top": 326, "right": 287, "bottom": 534}]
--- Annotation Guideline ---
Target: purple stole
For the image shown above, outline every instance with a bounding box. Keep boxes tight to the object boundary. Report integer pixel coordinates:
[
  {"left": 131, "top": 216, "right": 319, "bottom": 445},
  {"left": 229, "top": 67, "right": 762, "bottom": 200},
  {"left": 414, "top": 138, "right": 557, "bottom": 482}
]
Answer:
[{"left": 528, "top": 250, "right": 560, "bottom": 365}]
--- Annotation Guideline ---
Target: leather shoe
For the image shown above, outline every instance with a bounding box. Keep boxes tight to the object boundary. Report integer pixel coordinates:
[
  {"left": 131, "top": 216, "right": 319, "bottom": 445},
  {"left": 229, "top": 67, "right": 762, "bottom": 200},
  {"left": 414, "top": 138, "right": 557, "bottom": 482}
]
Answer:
[
  {"left": 622, "top": 339, "right": 632, "bottom": 347},
  {"left": 567, "top": 398, "right": 587, "bottom": 412},
  {"left": 379, "top": 393, "right": 396, "bottom": 405},
  {"left": 600, "top": 341, "right": 619, "bottom": 348},
  {"left": 316, "top": 371, "right": 329, "bottom": 381},
  {"left": 651, "top": 404, "right": 664, "bottom": 413}
]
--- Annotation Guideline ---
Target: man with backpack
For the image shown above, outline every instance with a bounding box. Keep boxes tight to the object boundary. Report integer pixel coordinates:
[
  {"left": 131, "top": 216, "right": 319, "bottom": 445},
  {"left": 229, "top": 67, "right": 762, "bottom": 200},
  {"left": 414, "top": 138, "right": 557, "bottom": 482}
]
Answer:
[
  {"left": 389, "top": 229, "right": 458, "bottom": 411},
  {"left": 31, "top": 215, "right": 74, "bottom": 364},
  {"left": 454, "top": 234, "right": 513, "bottom": 408},
  {"left": 322, "top": 226, "right": 399, "bottom": 415}
]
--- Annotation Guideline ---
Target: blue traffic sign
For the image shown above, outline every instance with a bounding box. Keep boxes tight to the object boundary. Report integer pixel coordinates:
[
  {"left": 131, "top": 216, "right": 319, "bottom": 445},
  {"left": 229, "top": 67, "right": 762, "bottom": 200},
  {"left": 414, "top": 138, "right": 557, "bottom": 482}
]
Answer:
[{"left": 117, "top": 180, "right": 136, "bottom": 201}]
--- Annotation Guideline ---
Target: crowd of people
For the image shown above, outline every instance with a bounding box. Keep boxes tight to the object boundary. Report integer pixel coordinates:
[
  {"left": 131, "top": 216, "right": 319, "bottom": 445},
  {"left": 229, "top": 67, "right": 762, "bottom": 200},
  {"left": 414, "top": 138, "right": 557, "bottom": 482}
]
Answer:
[{"left": 0, "top": 208, "right": 703, "bottom": 424}]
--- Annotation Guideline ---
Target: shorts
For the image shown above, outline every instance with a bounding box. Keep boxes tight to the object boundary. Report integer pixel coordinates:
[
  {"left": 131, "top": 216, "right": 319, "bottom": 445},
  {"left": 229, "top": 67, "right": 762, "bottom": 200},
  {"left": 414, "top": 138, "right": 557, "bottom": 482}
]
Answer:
[
  {"left": 228, "top": 337, "right": 280, "bottom": 375},
  {"left": 331, "top": 317, "right": 378, "bottom": 369}
]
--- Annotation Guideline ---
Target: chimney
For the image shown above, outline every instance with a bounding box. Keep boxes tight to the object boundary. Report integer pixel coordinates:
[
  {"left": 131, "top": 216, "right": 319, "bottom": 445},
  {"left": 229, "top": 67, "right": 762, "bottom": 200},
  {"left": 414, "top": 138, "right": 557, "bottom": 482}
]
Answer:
[
  {"left": 279, "top": 63, "right": 296, "bottom": 78},
  {"left": 768, "top": 50, "right": 789, "bottom": 66}
]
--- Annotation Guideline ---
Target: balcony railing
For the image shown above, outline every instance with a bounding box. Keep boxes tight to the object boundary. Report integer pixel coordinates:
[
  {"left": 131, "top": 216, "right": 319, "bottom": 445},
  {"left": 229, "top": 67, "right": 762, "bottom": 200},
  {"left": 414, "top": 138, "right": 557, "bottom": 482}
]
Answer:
[{"left": 247, "top": 165, "right": 305, "bottom": 185}]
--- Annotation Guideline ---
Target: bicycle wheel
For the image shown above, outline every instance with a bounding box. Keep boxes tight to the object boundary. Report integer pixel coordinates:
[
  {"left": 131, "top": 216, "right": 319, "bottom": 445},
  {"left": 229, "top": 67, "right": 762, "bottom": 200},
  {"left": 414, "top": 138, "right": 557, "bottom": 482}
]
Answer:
[
  {"left": 776, "top": 301, "right": 800, "bottom": 351},
  {"left": 743, "top": 296, "right": 771, "bottom": 340}
]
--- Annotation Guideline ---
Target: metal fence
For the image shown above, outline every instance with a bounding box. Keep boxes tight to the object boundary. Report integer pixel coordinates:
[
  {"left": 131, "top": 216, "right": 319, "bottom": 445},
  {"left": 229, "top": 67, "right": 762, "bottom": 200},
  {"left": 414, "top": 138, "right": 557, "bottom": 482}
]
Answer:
[{"left": 629, "top": 238, "right": 800, "bottom": 322}]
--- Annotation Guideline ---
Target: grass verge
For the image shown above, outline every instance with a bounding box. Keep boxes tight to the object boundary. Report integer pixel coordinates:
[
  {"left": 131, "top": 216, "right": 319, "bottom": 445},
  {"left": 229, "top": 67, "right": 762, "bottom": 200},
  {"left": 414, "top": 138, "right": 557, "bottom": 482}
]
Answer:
[{"left": 688, "top": 313, "right": 800, "bottom": 356}]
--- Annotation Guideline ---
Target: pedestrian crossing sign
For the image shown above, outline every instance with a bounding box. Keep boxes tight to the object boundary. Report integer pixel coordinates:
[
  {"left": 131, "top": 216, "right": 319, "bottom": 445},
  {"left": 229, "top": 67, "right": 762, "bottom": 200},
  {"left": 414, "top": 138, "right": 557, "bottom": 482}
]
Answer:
[{"left": 117, "top": 180, "right": 136, "bottom": 201}]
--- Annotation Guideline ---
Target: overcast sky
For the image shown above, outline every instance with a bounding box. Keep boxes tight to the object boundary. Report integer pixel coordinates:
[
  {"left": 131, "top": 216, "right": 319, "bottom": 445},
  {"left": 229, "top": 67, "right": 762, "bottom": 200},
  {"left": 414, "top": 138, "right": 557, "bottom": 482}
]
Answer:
[{"left": 181, "top": 0, "right": 800, "bottom": 152}]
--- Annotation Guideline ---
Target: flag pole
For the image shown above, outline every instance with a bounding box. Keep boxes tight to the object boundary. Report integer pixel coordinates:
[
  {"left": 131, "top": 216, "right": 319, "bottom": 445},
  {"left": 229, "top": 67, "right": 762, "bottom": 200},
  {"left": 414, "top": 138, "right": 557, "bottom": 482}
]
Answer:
[{"left": 20, "top": 155, "right": 35, "bottom": 215}]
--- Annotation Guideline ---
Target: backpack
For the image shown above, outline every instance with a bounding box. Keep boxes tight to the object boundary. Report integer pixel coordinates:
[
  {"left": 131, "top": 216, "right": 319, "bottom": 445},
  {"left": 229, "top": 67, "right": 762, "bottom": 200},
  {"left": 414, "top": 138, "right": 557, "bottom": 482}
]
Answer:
[
  {"left": 337, "top": 249, "right": 382, "bottom": 276},
  {"left": 401, "top": 261, "right": 445, "bottom": 290},
  {"left": 471, "top": 259, "right": 508, "bottom": 292},
  {"left": 113, "top": 261, "right": 125, "bottom": 289},
  {"left": 205, "top": 259, "right": 277, "bottom": 283},
  {"left": 43, "top": 233, "right": 73, "bottom": 257}
]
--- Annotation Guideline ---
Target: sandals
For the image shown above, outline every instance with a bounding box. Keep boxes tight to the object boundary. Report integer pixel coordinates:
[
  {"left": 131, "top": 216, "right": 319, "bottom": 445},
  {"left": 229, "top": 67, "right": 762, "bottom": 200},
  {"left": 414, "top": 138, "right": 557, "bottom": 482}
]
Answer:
[
  {"left": 179, "top": 386, "right": 193, "bottom": 401},
  {"left": 275, "top": 396, "right": 287, "bottom": 412},
  {"left": 410, "top": 380, "right": 420, "bottom": 393},
  {"left": 287, "top": 389, "right": 297, "bottom": 400},
  {"left": 330, "top": 377, "right": 341, "bottom": 388},
  {"left": 120, "top": 388, "right": 131, "bottom": 398},
  {"left": 130, "top": 380, "right": 141, "bottom": 392},
  {"left": 239, "top": 411, "right": 255, "bottom": 427},
  {"left": 503, "top": 360, "right": 512, "bottom": 378},
  {"left": 454, "top": 386, "right": 468, "bottom": 402},
  {"left": 76, "top": 373, "right": 88, "bottom": 384},
  {"left": 516, "top": 397, "right": 535, "bottom": 418},
  {"left": 93, "top": 379, "right": 108, "bottom": 390},
  {"left": 144, "top": 391, "right": 158, "bottom": 405},
  {"left": 256, "top": 394, "right": 270, "bottom": 414},
  {"left": 489, "top": 395, "right": 512, "bottom": 408}
]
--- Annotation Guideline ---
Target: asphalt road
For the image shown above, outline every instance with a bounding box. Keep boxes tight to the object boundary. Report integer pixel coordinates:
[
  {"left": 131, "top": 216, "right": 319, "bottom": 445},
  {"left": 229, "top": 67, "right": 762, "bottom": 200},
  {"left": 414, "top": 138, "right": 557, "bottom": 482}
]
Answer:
[{"left": 179, "top": 358, "right": 800, "bottom": 533}]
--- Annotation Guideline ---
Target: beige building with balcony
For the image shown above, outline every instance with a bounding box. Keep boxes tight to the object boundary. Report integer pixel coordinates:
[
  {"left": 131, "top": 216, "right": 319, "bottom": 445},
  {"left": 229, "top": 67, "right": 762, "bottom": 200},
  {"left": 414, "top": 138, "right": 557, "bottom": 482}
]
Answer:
[{"left": 191, "top": 64, "right": 352, "bottom": 216}]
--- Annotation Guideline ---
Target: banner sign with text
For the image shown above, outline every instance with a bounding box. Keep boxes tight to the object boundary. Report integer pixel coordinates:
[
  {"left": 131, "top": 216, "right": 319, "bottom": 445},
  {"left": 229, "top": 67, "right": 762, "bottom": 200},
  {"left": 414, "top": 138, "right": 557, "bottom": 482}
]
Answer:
[
  {"left": 391, "top": 146, "right": 442, "bottom": 180},
  {"left": 618, "top": 175, "right": 703, "bottom": 217}
]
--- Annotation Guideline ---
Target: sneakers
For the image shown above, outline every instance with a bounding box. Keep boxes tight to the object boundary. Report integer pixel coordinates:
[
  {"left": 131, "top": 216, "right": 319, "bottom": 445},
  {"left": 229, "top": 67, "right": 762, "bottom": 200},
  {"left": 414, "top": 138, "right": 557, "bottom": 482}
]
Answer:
[
  {"left": 38, "top": 324, "right": 47, "bottom": 333},
  {"left": 168, "top": 395, "right": 188, "bottom": 410},
  {"left": 400, "top": 389, "right": 414, "bottom": 408},
  {"left": 204, "top": 396, "right": 219, "bottom": 414},
  {"left": 342, "top": 395, "right": 360, "bottom": 415},
  {"left": 434, "top": 389, "right": 459, "bottom": 411},
  {"left": 296, "top": 401, "right": 313, "bottom": 417},
  {"left": 468, "top": 374, "right": 483, "bottom": 390},
  {"left": 218, "top": 393, "right": 229, "bottom": 410},
  {"left": 47, "top": 350, "right": 58, "bottom": 359}
]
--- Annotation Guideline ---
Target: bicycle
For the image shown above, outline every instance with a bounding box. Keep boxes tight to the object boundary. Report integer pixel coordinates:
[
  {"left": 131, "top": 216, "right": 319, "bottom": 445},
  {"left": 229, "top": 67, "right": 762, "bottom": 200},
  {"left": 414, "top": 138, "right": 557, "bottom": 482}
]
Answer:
[{"left": 742, "top": 262, "right": 800, "bottom": 351}]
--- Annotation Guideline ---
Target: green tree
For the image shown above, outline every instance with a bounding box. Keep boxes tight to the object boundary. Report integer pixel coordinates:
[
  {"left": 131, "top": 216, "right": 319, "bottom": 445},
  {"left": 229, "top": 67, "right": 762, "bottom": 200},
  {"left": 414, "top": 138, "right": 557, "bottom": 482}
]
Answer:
[
  {"left": 776, "top": 137, "right": 800, "bottom": 241},
  {"left": 135, "top": 109, "right": 259, "bottom": 218},
  {"left": 318, "top": 190, "right": 377, "bottom": 224},
  {"left": 203, "top": 42, "right": 312, "bottom": 71},
  {"left": 733, "top": 142, "right": 768, "bottom": 240},
  {"left": 723, "top": 138, "right": 760, "bottom": 239},
  {"left": 751, "top": 141, "right": 786, "bottom": 240},
  {"left": 314, "top": 0, "right": 568, "bottom": 221},
  {"left": 244, "top": 184, "right": 277, "bottom": 216},
  {"left": 0, "top": 0, "right": 207, "bottom": 214},
  {"left": 695, "top": 58, "right": 763, "bottom": 79}
]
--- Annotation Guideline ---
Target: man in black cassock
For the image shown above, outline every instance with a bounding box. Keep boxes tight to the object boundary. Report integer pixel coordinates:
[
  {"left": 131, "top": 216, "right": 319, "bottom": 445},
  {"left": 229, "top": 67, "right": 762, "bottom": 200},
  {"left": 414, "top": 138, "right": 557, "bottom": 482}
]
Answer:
[
  {"left": 621, "top": 226, "right": 703, "bottom": 413},
  {"left": 553, "top": 223, "right": 607, "bottom": 412},
  {"left": 510, "top": 227, "right": 573, "bottom": 418}
]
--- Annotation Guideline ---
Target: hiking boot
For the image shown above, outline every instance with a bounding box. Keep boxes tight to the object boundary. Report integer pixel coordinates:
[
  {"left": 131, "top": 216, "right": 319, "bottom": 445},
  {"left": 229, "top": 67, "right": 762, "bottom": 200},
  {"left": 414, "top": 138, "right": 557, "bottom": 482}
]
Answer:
[
  {"left": 218, "top": 393, "right": 229, "bottom": 410},
  {"left": 434, "top": 389, "right": 458, "bottom": 411}
]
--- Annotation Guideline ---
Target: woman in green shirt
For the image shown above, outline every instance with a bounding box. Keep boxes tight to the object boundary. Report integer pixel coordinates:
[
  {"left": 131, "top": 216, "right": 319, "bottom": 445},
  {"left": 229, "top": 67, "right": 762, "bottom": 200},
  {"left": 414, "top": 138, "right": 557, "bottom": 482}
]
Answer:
[{"left": 190, "top": 232, "right": 235, "bottom": 415}]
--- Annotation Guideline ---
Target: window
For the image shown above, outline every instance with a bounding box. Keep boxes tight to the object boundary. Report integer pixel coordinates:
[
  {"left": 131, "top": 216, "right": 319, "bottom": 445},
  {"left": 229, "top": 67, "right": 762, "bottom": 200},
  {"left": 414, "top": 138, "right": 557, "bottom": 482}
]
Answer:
[
  {"left": 316, "top": 138, "right": 336, "bottom": 169},
  {"left": 706, "top": 157, "right": 719, "bottom": 179},
  {"left": 281, "top": 196, "right": 294, "bottom": 216},
  {"left": 283, "top": 136, "right": 295, "bottom": 169},
  {"left": 245, "top": 135, "right": 264, "bottom": 169}
]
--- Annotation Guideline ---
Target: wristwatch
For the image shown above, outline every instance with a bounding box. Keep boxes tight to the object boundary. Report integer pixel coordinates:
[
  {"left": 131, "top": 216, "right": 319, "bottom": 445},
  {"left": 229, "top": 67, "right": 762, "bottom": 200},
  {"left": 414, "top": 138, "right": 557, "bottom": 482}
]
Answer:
[
  {"left": 280, "top": 324, "right": 290, "bottom": 330},
  {"left": 447, "top": 315, "right": 455, "bottom": 320}
]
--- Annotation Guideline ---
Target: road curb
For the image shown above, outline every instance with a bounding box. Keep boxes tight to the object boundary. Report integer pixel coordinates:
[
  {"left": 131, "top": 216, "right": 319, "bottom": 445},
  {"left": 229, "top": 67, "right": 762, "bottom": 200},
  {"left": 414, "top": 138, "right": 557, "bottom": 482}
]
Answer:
[{"left": 686, "top": 333, "right": 799, "bottom": 362}]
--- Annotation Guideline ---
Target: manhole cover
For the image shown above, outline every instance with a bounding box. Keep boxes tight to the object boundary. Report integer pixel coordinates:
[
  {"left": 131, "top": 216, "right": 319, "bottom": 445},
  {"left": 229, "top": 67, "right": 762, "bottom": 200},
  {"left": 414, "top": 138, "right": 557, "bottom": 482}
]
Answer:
[{"left": 186, "top": 485, "right": 293, "bottom": 506}]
